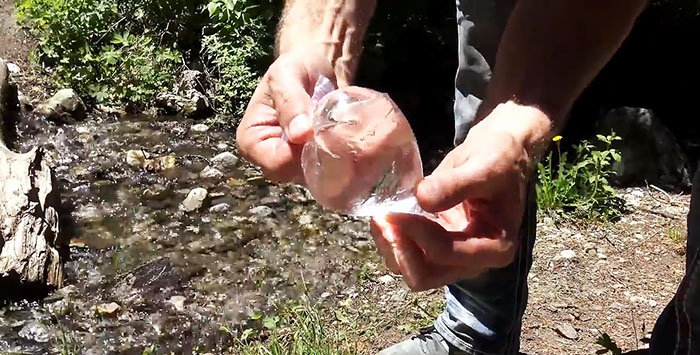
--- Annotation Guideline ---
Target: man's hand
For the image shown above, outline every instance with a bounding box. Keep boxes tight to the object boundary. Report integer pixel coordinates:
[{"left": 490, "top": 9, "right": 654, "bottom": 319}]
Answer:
[
  {"left": 235, "top": 52, "right": 335, "bottom": 184},
  {"left": 370, "top": 103, "right": 542, "bottom": 291}
]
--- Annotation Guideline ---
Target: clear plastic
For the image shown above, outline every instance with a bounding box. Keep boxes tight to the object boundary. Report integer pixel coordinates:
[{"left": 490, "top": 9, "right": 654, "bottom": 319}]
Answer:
[{"left": 301, "top": 76, "right": 430, "bottom": 217}]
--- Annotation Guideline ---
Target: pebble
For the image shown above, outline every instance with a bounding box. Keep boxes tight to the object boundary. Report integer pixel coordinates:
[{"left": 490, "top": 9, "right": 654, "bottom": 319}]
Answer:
[
  {"left": 18, "top": 321, "right": 50, "bottom": 343},
  {"left": 6, "top": 62, "right": 20, "bottom": 74},
  {"left": 555, "top": 322, "right": 578, "bottom": 340},
  {"left": 200, "top": 166, "right": 224, "bottom": 179},
  {"left": 191, "top": 123, "right": 209, "bottom": 132},
  {"left": 126, "top": 149, "right": 146, "bottom": 166},
  {"left": 96, "top": 302, "right": 121, "bottom": 315},
  {"left": 209, "top": 203, "right": 230, "bottom": 213},
  {"left": 379, "top": 275, "right": 394, "bottom": 284},
  {"left": 250, "top": 206, "right": 273, "bottom": 217},
  {"left": 211, "top": 152, "right": 239, "bottom": 170},
  {"left": 169, "top": 295, "right": 186, "bottom": 311},
  {"left": 180, "top": 188, "right": 208, "bottom": 212},
  {"left": 559, "top": 250, "right": 576, "bottom": 259}
]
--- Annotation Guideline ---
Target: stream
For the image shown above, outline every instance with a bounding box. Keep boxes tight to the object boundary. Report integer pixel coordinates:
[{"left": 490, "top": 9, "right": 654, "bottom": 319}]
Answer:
[{"left": 0, "top": 112, "right": 378, "bottom": 354}]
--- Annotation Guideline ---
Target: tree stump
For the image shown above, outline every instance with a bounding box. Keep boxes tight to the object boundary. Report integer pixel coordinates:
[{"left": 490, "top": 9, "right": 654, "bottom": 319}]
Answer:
[{"left": 0, "top": 59, "right": 63, "bottom": 296}]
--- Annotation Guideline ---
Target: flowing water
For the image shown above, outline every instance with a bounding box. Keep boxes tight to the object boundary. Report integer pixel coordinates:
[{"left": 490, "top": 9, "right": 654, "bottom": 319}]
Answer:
[{"left": 0, "top": 112, "right": 377, "bottom": 354}]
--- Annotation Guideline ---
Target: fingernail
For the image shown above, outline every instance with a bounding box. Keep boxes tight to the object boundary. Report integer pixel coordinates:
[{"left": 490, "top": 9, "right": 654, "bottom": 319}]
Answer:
[{"left": 288, "top": 114, "right": 312, "bottom": 142}]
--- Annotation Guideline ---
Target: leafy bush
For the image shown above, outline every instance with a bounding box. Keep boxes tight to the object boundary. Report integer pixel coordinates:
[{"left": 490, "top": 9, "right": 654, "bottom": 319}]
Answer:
[
  {"left": 16, "top": 0, "right": 281, "bottom": 116},
  {"left": 201, "top": 0, "right": 282, "bottom": 118},
  {"left": 537, "top": 132, "right": 626, "bottom": 221},
  {"left": 15, "top": 0, "right": 193, "bottom": 109}
]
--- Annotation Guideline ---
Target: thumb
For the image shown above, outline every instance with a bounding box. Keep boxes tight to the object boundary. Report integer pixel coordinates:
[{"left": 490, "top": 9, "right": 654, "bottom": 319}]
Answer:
[
  {"left": 267, "top": 55, "right": 335, "bottom": 144},
  {"left": 416, "top": 161, "right": 486, "bottom": 213},
  {"left": 268, "top": 71, "right": 313, "bottom": 144}
]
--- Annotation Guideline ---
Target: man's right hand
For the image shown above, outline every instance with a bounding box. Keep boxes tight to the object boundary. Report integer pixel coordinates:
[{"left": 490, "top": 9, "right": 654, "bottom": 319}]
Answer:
[{"left": 235, "top": 52, "right": 336, "bottom": 184}]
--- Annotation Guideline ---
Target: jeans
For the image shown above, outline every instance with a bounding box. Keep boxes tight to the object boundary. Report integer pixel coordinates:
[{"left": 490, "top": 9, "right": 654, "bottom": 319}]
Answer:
[{"left": 439, "top": 0, "right": 700, "bottom": 354}]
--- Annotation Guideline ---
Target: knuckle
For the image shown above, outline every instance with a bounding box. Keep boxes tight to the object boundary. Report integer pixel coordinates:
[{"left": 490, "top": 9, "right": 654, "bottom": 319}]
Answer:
[{"left": 491, "top": 240, "right": 518, "bottom": 268}]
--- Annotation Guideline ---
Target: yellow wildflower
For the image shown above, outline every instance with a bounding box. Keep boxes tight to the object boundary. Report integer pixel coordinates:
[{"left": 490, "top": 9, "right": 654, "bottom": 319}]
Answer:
[{"left": 552, "top": 135, "right": 562, "bottom": 142}]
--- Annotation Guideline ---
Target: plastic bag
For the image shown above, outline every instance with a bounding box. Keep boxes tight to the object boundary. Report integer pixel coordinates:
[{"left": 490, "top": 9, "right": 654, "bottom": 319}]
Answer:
[{"left": 300, "top": 76, "right": 429, "bottom": 217}]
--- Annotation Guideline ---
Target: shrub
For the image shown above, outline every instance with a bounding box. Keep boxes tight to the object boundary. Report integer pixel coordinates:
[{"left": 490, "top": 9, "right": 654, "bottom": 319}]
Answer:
[
  {"left": 200, "top": 0, "right": 282, "bottom": 118},
  {"left": 15, "top": 0, "right": 194, "bottom": 110},
  {"left": 537, "top": 132, "right": 626, "bottom": 221}
]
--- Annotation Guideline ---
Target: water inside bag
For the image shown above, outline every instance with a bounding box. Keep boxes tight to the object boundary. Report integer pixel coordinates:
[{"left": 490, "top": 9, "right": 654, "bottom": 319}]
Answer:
[{"left": 301, "top": 76, "right": 430, "bottom": 217}]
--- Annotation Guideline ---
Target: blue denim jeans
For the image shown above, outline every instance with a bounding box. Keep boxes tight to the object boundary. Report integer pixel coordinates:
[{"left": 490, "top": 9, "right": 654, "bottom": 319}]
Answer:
[{"left": 439, "top": 0, "right": 700, "bottom": 354}]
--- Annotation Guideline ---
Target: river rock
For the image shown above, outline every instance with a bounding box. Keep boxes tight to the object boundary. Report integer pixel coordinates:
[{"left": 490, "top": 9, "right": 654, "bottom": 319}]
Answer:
[
  {"left": 596, "top": 107, "right": 691, "bottom": 192},
  {"left": 180, "top": 187, "right": 208, "bottom": 212},
  {"left": 6, "top": 62, "right": 20, "bottom": 75},
  {"left": 179, "top": 70, "right": 210, "bottom": 94},
  {"left": 110, "top": 257, "right": 181, "bottom": 306},
  {"left": 0, "top": 59, "right": 19, "bottom": 113},
  {"left": 199, "top": 166, "right": 223, "bottom": 179},
  {"left": 18, "top": 321, "right": 50, "bottom": 343},
  {"left": 211, "top": 152, "right": 239, "bottom": 170},
  {"left": 37, "top": 88, "right": 87, "bottom": 123},
  {"left": 155, "top": 70, "right": 213, "bottom": 119}
]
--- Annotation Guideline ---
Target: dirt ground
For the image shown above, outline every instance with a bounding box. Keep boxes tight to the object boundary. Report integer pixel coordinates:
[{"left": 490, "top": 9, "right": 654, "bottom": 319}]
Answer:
[
  {"left": 0, "top": 0, "right": 30, "bottom": 66},
  {"left": 0, "top": 2, "right": 690, "bottom": 354},
  {"left": 354, "top": 186, "right": 688, "bottom": 355}
]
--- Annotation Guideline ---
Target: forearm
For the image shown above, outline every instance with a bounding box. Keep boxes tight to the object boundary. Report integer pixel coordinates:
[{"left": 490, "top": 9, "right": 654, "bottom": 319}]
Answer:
[
  {"left": 276, "top": 0, "right": 377, "bottom": 86},
  {"left": 480, "top": 0, "right": 647, "bottom": 158}
]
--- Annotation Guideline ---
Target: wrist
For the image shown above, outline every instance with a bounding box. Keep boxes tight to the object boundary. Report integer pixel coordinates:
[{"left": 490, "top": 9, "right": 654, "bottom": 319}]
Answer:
[
  {"left": 477, "top": 101, "right": 559, "bottom": 164},
  {"left": 276, "top": 0, "right": 376, "bottom": 87}
]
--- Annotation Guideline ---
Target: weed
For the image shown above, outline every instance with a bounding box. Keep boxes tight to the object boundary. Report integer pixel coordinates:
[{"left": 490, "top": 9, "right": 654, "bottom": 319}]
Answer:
[
  {"left": 537, "top": 132, "right": 626, "bottom": 221},
  {"left": 57, "top": 327, "right": 80, "bottom": 355},
  {"left": 667, "top": 227, "right": 685, "bottom": 243},
  {"left": 595, "top": 332, "right": 623, "bottom": 355}
]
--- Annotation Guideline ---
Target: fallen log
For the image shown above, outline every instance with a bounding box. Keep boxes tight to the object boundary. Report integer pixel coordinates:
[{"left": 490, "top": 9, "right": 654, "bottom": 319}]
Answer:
[{"left": 0, "top": 59, "right": 64, "bottom": 297}]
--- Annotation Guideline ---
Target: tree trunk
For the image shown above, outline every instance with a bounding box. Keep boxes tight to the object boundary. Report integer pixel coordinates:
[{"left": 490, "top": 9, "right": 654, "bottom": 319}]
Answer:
[{"left": 0, "top": 59, "right": 64, "bottom": 295}]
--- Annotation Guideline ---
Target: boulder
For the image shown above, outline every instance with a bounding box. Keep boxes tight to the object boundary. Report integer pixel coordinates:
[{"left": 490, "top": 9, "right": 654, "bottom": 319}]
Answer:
[
  {"left": 36, "top": 88, "right": 86, "bottom": 123},
  {"left": 595, "top": 107, "right": 692, "bottom": 192},
  {"left": 155, "top": 70, "right": 213, "bottom": 119}
]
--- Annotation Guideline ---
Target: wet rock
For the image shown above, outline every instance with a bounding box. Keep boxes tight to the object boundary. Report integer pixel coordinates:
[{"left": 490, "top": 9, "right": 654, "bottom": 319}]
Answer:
[
  {"left": 155, "top": 93, "right": 185, "bottom": 115},
  {"left": 191, "top": 123, "right": 209, "bottom": 133},
  {"left": 169, "top": 295, "right": 186, "bottom": 311},
  {"left": 179, "top": 70, "right": 210, "bottom": 94},
  {"left": 250, "top": 205, "right": 274, "bottom": 218},
  {"left": 155, "top": 70, "right": 213, "bottom": 119},
  {"left": 110, "top": 257, "right": 181, "bottom": 306},
  {"left": 36, "top": 88, "right": 87, "bottom": 123},
  {"left": 95, "top": 302, "right": 121, "bottom": 315},
  {"left": 209, "top": 203, "right": 230, "bottom": 213},
  {"left": 0, "top": 59, "right": 18, "bottom": 113},
  {"left": 180, "top": 188, "right": 208, "bottom": 212},
  {"left": 6, "top": 62, "right": 20, "bottom": 75},
  {"left": 126, "top": 149, "right": 147, "bottom": 166},
  {"left": 200, "top": 166, "right": 223, "bottom": 179},
  {"left": 182, "top": 91, "right": 213, "bottom": 119},
  {"left": 18, "top": 321, "right": 50, "bottom": 343},
  {"left": 17, "top": 91, "right": 32, "bottom": 111},
  {"left": 596, "top": 107, "right": 691, "bottom": 192},
  {"left": 211, "top": 152, "right": 239, "bottom": 170}
]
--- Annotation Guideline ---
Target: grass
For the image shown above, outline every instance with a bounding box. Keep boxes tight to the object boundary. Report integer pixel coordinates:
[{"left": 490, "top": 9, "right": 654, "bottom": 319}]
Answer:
[{"left": 228, "top": 298, "right": 359, "bottom": 355}]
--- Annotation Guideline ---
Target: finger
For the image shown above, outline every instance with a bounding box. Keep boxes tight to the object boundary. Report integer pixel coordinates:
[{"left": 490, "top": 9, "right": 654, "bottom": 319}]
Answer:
[
  {"left": 383, "top": 213, "right": 517, "bottom": 269},
  {"left": 369, "top": 218, "right": 401, "bottom": 273},
  {"left": 268, "top": 56, "right": 334, "bottom": 144},
  {"left": 392, "top": 238, "right": 479, "bottom": 291},
  {"left": 247, "top": 128, "right": 305, "bottom": 183},
  {"left": 415, "top": 158, "right": 492, "bottom": 213}
]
